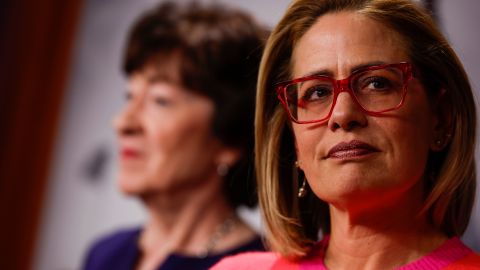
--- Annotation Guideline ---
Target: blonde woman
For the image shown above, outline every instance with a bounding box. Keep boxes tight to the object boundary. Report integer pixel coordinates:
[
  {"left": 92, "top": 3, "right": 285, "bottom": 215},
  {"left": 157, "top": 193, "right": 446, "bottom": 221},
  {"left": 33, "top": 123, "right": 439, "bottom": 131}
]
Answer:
[{"left": 213, "top": 0, "right": 480, "bottom": 269}]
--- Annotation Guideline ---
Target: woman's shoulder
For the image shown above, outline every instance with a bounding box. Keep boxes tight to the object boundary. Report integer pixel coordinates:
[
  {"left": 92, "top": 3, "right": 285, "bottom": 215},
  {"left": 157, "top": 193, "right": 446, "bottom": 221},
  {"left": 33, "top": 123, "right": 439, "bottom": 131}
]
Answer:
[
  {"left": 210, "top": 251, "right": 277, "bottom": 269},
  {"left": 82, "top": 227, "right": 141, "bottom": 270},
  {"left": 211, "top": 251, "right": 299, "bottom": 270},
  {"left": 444, "top": 251, "right": 480, "bottom": 269},
  {"left": 417, "top": 237, "right": 480, "bottom": 270},
  {"left": 88, "top": 227, "right": 141, "bottom": 252}
]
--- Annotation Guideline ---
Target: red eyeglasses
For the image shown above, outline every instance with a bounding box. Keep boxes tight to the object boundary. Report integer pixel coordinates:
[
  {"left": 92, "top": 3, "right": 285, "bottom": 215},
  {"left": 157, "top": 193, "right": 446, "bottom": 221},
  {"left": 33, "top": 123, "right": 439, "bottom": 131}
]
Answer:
[{"left": 276, "top": 62, "right": 413, "bottom": 124}]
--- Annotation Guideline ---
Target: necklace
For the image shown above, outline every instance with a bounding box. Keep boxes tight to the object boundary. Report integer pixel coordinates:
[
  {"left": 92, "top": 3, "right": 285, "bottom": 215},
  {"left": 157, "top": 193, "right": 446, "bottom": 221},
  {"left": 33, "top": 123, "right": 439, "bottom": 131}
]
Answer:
[{"left": 197, "top": 215, "right": 237, "bottom": 258}]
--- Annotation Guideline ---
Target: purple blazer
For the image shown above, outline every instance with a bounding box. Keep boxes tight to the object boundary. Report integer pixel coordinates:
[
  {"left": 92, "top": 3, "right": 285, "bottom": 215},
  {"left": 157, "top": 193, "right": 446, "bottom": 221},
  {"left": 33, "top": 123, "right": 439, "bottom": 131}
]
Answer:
[{"left": 82, "top": 227, "right": 265, "bottom": 270}]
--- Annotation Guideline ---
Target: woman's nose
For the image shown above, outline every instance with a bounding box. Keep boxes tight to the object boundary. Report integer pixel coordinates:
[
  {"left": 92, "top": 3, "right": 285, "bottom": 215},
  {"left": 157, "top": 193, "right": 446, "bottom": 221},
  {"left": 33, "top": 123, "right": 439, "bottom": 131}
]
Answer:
[
  {"left": 113, "top": 102, "right": 142, "bottom": 136},
  {"left": 327, "top": 92, "right": 367, "bottom": 131}
]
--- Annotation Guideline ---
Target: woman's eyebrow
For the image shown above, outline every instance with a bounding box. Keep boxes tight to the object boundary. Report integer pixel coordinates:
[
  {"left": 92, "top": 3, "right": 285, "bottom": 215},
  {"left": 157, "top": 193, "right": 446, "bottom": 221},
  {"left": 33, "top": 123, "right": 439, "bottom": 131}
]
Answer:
[
  {"left": 302, "top": 61, "right": 388, "bottom": 78},
  {"left": 303, "top": 69, "right": 333, "bottom": 78},
  {"left": 146, "top": 73, "right": 172, "bottom": 84},
  {"left": 350, "top": 61, "right": 387, "bottom": 73}
]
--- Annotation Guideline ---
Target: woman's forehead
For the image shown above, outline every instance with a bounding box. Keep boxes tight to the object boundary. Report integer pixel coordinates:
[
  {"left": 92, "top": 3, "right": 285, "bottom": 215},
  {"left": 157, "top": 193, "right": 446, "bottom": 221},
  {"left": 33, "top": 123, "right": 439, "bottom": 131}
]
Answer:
[
  {"left": 139, "top": 53, "right": 183, "bottom": 84},
  {"left": 291, "top": 11, "right": 409, "bottom": 79}
]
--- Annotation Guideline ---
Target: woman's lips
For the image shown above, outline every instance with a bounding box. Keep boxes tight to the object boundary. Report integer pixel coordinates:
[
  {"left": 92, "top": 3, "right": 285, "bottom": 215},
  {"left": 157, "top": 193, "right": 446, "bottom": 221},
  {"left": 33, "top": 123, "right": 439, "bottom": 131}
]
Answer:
[
  {"left": 120, "top": 148, "right": 141, "bottom": 159},
  {"left": 326, "top": 140, "right": 379, "bottom": 159}
]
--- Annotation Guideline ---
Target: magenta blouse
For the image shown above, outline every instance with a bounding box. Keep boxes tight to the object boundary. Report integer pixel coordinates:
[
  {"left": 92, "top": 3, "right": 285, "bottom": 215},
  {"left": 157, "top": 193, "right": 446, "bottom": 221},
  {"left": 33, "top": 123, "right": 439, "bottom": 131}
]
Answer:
[{"left": 212, "top": 236, "right": 480, "bottom": 269}]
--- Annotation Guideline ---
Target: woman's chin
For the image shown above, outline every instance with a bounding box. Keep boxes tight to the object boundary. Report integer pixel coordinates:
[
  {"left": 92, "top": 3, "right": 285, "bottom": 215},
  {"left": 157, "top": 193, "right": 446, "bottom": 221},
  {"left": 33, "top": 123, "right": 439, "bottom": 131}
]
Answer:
[{"left": 117, "top": 175, "right": 148, "bottom": 196}]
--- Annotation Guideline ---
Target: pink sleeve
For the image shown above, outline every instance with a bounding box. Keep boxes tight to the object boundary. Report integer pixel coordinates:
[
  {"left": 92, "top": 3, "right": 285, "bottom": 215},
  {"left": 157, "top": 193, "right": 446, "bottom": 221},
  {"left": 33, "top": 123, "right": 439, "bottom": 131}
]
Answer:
[{"left": 210, "top": 252, "right": 278, "bottom": 270}]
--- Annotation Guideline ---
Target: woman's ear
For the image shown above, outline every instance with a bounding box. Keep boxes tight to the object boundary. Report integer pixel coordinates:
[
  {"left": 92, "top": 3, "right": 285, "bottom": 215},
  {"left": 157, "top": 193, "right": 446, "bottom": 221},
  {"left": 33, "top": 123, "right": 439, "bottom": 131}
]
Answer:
[
  {"left": 430, "top": 88, "right": 453, "bottom": 151},
  {"left": 216, "top": 146, "right": 242, "bottom": 168}
]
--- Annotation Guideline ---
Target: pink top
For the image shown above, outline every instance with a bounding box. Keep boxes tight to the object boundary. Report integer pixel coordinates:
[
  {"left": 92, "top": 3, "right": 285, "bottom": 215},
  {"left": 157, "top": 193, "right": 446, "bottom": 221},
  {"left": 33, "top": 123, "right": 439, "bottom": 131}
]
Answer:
[{"left": 211, "top": 237, "right": 480, "bottom": 270}]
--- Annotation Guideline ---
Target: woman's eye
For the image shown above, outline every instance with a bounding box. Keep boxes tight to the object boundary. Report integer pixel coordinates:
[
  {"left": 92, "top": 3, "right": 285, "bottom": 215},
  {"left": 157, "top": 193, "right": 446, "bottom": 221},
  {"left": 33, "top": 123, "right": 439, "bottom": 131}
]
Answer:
[
  {"left": 302, "top": 85, "right": 332, "bottom": 102},
  {"left": 153, "top": 96, "right": 172, "bottom": 106},
  {"left": 363, "top": 77, "right": 393, "bottom": 91}
]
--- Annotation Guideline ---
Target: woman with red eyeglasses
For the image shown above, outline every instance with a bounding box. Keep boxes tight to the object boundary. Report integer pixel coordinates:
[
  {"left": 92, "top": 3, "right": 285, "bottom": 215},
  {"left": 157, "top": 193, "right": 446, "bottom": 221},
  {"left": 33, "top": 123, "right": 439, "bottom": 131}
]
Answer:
[{"left": 213, "top": 0, "right": 480, "bottom": 269}]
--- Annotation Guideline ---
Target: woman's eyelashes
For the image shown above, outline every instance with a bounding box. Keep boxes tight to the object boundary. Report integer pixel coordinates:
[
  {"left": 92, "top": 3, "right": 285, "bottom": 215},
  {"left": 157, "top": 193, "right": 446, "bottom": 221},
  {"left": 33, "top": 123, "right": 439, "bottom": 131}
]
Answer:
[
  {"left": 149, "top": 88, "right": 176, "bottom": 108},
  {"left": 152, "top": 95, "right": 173, "bottom": 106},
  {"left": 360, "top": 76, "right": 394, "bottom": 92},
  {"left": 303, "top": 85, "right": 332, "bottom": 102},
  {"left": 123, "top": 89, "right": 175, "bottom": 109}
]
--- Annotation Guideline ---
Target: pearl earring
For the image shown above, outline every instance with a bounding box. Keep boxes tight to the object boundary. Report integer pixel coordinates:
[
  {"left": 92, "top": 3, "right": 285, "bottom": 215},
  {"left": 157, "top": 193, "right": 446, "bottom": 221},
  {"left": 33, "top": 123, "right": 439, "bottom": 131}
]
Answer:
[
  {"left": 295, "top": 160, "right": 307, "bottom": 198},
  {"left": 217, "top": 163, "right": 229, "bottom": 177},
  {"left": 298, "top": 179, "right": 307, "bottom": 198}
]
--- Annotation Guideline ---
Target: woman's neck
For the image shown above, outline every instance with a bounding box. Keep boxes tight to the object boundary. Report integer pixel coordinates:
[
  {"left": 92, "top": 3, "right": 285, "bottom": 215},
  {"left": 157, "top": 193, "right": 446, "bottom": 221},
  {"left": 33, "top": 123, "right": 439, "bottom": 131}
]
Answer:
[
  {"left": 324, "top": 185, "right": 447, "bottom": 270},
  {"left": 134, "top": 175, "right": 255, "bottom": 270}
]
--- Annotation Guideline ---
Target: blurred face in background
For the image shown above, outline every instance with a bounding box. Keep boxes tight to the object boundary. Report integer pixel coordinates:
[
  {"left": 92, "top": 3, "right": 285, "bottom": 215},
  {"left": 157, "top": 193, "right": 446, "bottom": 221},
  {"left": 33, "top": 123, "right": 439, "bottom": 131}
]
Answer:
[{"left": 114, "top": 56, "right": 227, "bottom": 198}]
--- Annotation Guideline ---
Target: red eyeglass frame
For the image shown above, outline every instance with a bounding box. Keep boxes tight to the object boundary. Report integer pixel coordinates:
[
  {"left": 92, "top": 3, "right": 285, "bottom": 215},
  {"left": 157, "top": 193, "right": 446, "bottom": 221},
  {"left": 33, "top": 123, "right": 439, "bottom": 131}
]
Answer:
[{"left": 275, "top": 62, "right": 414, "bottom": 124}]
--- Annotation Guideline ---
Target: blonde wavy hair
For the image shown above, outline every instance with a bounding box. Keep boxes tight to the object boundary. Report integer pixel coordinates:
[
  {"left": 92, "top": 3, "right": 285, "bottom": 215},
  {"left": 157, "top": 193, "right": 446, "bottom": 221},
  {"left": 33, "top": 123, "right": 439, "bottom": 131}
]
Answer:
[{"left": 255, "top": 0, "right": 476, "bottom": 259}]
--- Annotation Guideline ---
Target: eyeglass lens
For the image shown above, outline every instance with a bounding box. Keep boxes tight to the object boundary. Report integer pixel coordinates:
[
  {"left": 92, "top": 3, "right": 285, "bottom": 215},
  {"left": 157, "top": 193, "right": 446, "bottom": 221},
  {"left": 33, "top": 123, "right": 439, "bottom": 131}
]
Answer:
[{"left": 284, "top": 66, "right": 406, "bottom": 122}]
